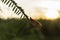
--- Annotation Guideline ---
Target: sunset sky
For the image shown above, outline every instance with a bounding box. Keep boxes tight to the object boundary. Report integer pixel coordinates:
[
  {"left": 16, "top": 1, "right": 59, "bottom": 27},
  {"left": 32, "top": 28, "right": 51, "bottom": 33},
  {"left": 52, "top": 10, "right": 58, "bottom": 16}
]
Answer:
[{"left": 0, "top": 0, "right": 60, "bottom": 19}]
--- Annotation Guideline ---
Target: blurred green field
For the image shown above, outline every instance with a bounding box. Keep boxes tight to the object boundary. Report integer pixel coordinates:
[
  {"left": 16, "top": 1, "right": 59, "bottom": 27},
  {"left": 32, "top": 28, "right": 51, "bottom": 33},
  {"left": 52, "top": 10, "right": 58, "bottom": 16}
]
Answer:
[{"left": 0, "top": 18, "right": 60, "bottom": 40}]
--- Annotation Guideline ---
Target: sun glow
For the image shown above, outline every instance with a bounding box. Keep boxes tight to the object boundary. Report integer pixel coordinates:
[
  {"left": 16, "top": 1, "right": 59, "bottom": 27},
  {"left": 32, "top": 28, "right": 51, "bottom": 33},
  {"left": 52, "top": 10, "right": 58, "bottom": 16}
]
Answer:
[{"left": 45, "top": 9, "right": 59, "bottom": 19}]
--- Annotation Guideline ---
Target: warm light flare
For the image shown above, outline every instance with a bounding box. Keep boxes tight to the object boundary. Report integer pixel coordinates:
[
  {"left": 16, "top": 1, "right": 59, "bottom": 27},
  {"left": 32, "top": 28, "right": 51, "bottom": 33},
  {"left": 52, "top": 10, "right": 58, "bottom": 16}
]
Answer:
[{"left": 45, "top": 9, "right": 59, "bottom": 19}]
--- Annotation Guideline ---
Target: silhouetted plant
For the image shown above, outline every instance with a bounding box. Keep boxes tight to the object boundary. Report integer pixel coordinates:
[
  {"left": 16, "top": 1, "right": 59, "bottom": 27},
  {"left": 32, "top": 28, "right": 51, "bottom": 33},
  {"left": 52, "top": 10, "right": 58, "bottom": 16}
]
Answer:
[
  {"left": 1, "top": 0, "right": 45, "bottom": 40},
  {"left": 1, "top": 0, "right": 29, "bottom": 20}
]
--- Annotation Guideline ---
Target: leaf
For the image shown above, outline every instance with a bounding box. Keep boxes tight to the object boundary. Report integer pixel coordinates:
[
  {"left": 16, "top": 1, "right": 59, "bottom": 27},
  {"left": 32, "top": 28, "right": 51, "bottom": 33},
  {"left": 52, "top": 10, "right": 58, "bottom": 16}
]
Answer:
[
  {"left": 8, "top": 2, "right": 12, "bottom": 7},
  {"left": 6, "top": 0, "right": 10, "bottom": 5},
  {"left": 17, "top": 12, "right": 21, "bottom": 15},
  {"left": 20, "top": 14, "right": 23, "bottom": 19},
  {"left": 12, "top": 6, "right": 16, "bottom": 11},
  {"left": 16, "top": 10, "right": 19, "bottom": 14},
  {"left": 4, "top": 0, "right": 7, "bottom": 4},
  {"left": 14, "top": 8, "right": 17, "bottom": 13},
  {"left": 1, "top": 0, "right": 4, "bottom": 2}
]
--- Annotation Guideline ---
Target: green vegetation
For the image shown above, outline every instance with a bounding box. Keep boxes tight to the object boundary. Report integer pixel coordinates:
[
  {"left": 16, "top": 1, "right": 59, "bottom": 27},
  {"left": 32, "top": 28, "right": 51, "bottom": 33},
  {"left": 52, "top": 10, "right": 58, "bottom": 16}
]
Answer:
[
  {"left": 1, "top": 0, "right": 60, "bottom": 40},
  {"left": 0, "top": 18, "right": 60, "bottom": 40},
  {"left": 0, "top": 18, "right": 44, "bottom": 40}
]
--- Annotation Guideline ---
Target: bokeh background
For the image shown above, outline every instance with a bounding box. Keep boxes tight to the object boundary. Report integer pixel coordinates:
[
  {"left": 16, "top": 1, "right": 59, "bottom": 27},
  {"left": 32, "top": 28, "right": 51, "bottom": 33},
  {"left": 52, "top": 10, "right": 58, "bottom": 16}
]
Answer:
[{"left": 0, "top": 0, "right": 60, "bottom": 40}]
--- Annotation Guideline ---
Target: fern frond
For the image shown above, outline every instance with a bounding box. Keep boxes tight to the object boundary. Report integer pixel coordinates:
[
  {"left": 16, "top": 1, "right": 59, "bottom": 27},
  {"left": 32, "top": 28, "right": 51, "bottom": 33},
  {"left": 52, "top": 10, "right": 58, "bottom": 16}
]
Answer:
[{"left": 1, "top": 0, "right": 29, "bottom": 20}]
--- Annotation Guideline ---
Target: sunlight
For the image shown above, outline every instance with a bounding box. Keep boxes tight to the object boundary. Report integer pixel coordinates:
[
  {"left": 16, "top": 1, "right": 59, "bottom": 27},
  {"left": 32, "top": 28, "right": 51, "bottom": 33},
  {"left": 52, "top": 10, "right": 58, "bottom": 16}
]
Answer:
[
  {"left": 0, "top": 0, "right": 60, "bottom": 19},
  {"left": 45, "top": 9, "right": 59, "bottom": 19},
  {"left": 36, "top": 1, "right": 60, "bottom": 19}
]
